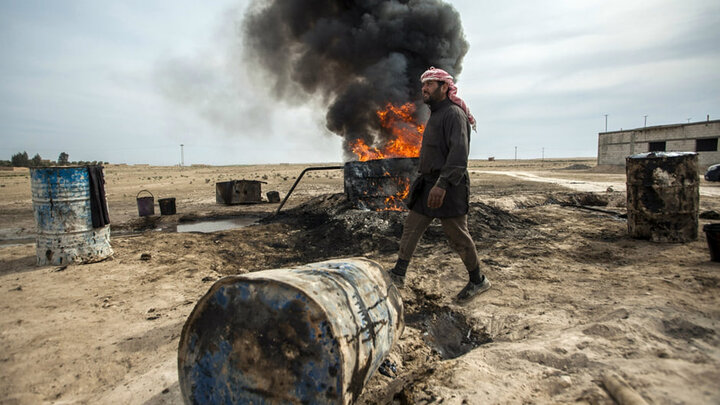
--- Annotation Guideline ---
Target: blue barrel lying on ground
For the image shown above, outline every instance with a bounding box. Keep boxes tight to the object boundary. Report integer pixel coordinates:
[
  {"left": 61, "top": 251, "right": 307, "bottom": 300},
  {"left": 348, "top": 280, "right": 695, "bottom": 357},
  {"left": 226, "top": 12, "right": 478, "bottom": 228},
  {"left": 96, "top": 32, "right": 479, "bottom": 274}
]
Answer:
[{"left": 178, "top": 258, "right": 404, "bottom": 405}]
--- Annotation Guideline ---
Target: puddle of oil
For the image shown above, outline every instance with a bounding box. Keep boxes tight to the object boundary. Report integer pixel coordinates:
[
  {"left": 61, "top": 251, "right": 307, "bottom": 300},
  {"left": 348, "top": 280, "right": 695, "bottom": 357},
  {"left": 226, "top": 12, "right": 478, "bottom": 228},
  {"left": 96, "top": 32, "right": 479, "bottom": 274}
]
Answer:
[{"left": 175, "top": 217, "right": 259, "bottom": 233}]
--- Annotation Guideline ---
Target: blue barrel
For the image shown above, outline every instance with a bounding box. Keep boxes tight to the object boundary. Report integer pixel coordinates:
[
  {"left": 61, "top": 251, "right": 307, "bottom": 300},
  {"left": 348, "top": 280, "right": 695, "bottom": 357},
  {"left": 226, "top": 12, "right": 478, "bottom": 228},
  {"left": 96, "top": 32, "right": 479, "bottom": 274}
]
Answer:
[
  {"left": 178, "top": 258, "right": 404, "bottom": 405},
  {"left": 31, "top": 167, "right": 113, "bottom": 265}
]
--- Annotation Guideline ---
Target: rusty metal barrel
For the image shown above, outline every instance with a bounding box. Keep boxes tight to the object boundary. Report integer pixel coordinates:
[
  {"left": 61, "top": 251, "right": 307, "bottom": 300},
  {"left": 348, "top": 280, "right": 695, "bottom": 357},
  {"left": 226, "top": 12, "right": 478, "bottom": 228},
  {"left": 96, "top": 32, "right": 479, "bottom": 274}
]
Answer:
[
  {"left": 344, "top": 157, "right": 418, "bottom": 211},
  {"left": 626, "top": 152, "right": 699, "bottom": 242},
  {"left": 178, "top": 258, "right": 404, "bottom": 405},
  {"left": 31, "top": 166, "right": 113, "bottom": 265}
]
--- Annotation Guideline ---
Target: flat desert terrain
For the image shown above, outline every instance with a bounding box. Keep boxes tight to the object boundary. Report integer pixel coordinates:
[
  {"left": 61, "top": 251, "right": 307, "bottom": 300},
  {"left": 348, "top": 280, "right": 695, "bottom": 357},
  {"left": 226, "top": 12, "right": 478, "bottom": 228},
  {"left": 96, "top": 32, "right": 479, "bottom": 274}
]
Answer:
[{"left": 1, "top": 158, "right": 719, "bottom": 404}]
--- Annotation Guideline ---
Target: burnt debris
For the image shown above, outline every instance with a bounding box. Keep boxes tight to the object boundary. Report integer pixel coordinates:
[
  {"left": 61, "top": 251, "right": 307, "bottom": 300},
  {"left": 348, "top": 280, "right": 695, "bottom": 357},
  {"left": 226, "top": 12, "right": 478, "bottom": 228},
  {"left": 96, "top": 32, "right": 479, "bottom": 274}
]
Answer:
[{"left": 262, "top": 193, "right": 534, "bottom": 264}]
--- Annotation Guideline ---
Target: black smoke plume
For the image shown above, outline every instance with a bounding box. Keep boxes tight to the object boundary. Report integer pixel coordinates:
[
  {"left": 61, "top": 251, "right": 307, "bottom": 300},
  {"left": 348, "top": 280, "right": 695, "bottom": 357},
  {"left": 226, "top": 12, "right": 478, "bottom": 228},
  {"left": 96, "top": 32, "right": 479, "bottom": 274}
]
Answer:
[{"left": 242, "top": 0, "right": 469, "bottom": 159}]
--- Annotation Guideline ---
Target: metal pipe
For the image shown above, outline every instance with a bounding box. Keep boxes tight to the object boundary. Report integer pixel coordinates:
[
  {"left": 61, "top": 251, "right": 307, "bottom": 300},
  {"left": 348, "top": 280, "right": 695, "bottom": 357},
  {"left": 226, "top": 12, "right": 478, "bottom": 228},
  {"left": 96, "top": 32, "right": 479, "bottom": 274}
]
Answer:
[
  {"left": 178, "top": 258, "right": 404, "bottom": 405},
  {"left": 273, "top": 165, "right": 343, "bottom": 216}
]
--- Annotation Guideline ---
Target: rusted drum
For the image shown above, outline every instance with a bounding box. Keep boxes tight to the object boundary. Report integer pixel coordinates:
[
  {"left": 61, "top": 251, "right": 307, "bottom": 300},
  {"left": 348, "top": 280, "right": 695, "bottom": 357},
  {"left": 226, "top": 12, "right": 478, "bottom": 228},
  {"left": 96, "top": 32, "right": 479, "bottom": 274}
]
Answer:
[
  {"left": 31, "top": 167, "right": 113, "bottom": 265},
  {"left": 626, "top": 152, "right": 699, "bottom": 242},
  {"left": 178, "top": 258, "right": 404, "bottom": 405},
  {"left": 344, "top": 157, "right": 418, "bottom": 211}
]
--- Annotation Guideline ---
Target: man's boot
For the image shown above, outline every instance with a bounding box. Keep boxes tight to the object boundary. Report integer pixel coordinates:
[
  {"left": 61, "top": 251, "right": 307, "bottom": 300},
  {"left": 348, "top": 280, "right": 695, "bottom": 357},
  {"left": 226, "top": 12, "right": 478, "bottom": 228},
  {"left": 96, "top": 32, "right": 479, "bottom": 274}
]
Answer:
[
  {"left": 389, "top": 258, "right": 409, "bottom": 288},
  {"left": 456, "top": 268, "right": 491, "bottom": 301}
]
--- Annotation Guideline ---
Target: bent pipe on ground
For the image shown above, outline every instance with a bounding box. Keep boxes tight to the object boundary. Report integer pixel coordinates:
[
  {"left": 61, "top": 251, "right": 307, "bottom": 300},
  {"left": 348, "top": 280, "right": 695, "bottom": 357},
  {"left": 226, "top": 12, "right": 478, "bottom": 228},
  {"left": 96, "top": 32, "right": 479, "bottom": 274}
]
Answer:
[{"left": 273, "top": 166, "right": 344, "bottom": 216}]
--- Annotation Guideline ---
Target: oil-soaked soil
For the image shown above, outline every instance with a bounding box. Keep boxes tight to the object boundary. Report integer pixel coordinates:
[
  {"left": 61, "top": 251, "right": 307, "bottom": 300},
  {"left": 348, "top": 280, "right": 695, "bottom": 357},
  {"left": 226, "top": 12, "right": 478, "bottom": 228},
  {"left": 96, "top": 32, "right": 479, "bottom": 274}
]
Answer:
[{"left": 1, "top": 161, "right": 720, "bottom": 404}]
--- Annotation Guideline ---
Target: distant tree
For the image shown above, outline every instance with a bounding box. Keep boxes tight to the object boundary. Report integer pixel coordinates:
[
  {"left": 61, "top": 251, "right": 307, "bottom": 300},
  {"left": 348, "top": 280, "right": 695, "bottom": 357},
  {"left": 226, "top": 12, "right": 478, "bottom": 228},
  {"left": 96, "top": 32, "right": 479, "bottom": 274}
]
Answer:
[
  {"left": 11, "top": 151, "right": 29, "bottom": 167},
  {"left": 0, "top": 160, "right": 11, "bottom": 167},
  {"left": 58, "top": 152, "right": 69, "bottom": 165},
  {"left": 31, "top": 153, "right": 43, "bottom": 167}
]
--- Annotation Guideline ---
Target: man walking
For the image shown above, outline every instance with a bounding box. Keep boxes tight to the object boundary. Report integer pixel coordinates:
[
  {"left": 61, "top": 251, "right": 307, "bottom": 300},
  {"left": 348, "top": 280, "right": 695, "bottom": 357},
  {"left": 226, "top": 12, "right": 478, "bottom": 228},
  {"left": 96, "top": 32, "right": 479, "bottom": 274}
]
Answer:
[{"left": 389, "top": 66, "right": 491, "bottom": 301}]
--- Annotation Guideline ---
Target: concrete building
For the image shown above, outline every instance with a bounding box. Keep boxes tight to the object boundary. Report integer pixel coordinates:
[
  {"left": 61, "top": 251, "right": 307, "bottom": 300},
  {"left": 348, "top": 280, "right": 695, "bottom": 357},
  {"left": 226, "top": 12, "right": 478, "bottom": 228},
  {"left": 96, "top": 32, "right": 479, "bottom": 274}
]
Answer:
[{"left": 598, "top": 119, "right": 720, "bottom": 169}]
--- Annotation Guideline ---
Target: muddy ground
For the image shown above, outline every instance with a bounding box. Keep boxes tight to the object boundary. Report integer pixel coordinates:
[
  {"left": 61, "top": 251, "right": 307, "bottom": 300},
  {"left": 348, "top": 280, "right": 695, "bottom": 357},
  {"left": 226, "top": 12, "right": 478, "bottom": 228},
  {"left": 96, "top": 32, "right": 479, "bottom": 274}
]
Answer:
[{"left": 1, "top": 159, "right": 719, "bottom": 404}]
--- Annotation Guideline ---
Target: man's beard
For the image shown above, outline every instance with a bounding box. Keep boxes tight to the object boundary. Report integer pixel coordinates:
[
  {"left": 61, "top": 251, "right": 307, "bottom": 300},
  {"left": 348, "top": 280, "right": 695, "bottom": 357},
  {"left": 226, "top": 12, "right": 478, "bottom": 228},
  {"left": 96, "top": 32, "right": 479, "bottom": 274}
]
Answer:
[{"left": 423, "top": 86, "right": 445, "bottom": 105}]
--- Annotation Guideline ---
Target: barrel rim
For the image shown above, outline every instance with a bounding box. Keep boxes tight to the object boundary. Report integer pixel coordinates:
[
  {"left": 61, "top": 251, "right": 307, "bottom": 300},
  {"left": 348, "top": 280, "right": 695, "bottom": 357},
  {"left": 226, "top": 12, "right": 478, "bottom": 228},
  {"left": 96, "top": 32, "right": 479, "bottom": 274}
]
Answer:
[
  {"left": 344, "top": 156, "right": 420, "bottom": 165},
  {"left": 29, "top": 165, "right": 102, "bottom": 170},
  {"left": 703, "top": 223, "right": 720, "bottom": 232}
]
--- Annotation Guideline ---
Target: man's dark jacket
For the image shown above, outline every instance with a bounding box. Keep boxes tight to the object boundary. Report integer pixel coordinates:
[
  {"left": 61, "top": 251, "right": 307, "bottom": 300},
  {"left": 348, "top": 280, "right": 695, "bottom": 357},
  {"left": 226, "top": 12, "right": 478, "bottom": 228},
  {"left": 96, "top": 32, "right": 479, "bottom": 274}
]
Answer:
[{"left": 406, "top": 98, "right": 472, "bottom": 218}]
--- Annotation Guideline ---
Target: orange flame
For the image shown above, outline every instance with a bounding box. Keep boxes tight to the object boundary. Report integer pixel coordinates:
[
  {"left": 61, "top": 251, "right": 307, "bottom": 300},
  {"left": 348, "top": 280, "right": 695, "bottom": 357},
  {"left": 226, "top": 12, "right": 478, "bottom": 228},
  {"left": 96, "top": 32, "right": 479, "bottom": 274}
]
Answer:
[
  {"left": 383, "top": 177, "right": 411, "bottom": 211},
  {"left": 350, "top": 102, "right": 424, "bottom": 162},
  {"left": 349, "top": 102, "right": 423, "bottom": 211}
]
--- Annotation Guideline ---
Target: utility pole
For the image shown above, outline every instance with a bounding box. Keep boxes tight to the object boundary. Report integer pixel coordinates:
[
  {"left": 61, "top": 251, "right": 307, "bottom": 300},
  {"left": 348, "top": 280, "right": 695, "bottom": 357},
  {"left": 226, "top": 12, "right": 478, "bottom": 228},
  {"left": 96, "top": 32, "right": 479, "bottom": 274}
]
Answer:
[
  {"left": 514, "top": 146, "right": 517, "bottom": 161},
  {"left": 687, "top": 118, "right": 691, "bottom": 123},
  {"left": 644, "top": 115, "right": 648, "bottom": 127},
  {"left": 604, "top": 114, "right": 608, "bottom": 132},
  {"left": 180, "top": 144, "right": 184, "bottom": 167}
]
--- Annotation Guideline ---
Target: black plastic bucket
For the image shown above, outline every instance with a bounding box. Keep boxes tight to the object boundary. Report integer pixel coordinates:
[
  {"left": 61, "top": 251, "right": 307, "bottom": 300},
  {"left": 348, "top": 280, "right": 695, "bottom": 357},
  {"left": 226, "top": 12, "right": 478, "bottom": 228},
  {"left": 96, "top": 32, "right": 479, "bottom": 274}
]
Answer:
[
  {"left": 266, "top": 191, "right": 280, "bottom": 203},
  {"left": 159, "top": 197, "right": 176, "bottom": 215},
  {"left": 136, "top": 190, "right": 154, "bottom": 217},
  {"left": 703, "top": 223, "right": 720, "bottom": 262}
]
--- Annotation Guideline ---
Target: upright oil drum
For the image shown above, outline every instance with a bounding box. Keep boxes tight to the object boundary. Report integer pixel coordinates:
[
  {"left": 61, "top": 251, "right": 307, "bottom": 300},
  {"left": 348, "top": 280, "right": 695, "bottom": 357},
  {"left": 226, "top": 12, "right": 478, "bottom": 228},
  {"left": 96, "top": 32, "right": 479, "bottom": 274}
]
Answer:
[
  {"left": 31, "top": 167, "right": 113, "bottom": 265},
  {"left": 344, "top": 157, "right": 419, "bottom": 211},
  {"left": 626, "top": 152, "right": 699, "bottom": 242},
  {"left": 178, "top": 258, "right": 404, "bottom": 405}
]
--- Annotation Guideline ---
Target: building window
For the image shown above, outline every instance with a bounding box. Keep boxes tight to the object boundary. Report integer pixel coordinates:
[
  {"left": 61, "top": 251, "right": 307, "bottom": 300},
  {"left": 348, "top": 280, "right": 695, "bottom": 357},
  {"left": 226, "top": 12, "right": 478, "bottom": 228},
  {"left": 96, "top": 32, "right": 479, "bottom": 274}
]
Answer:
[
  {"left": 648, "top": 141, "right": 666, "bottom": 152},
  {"left": 696, "top": 138, "right": 718, "bottom": 152}
]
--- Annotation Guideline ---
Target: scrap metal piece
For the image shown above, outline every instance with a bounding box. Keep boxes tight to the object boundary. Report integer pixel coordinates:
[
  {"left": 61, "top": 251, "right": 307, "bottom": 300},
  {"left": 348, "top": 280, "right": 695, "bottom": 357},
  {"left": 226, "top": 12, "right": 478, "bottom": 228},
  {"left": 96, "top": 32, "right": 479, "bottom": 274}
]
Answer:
[
  {"left": 216, "top": 180, "right": 264, "bottom": 204},
  {"left": 273, "top": 166, "right": 343, "bottom": 216}
]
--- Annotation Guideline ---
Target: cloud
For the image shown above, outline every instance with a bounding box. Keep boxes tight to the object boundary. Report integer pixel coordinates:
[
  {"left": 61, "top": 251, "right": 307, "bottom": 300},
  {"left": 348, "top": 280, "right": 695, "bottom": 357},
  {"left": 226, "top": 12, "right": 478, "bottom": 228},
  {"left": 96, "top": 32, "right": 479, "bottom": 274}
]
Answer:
[{"left": 450, "top": 0, "right": 720, "bottom": 158}]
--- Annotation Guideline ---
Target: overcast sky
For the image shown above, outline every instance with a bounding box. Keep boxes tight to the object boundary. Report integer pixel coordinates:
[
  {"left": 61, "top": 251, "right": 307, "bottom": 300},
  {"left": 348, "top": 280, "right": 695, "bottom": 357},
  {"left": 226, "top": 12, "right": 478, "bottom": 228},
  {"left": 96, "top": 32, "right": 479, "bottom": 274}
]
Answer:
[{"left": 1, "top": 0, "right": 719, "bottom": 165}]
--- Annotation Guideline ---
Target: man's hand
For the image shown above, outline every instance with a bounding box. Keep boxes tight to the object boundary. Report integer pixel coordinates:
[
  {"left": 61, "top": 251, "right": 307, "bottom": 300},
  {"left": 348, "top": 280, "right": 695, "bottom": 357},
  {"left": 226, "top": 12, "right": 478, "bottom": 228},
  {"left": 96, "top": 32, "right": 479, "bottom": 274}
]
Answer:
[{"left": 427, "top": 186, "right": 446, "bottom": 209}]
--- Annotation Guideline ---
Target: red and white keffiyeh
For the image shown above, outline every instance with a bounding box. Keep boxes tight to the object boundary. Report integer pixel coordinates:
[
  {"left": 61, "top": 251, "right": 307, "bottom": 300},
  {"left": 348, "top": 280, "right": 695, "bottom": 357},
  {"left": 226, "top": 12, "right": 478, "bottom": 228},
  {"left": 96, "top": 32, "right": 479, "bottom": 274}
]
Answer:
[{"left": 421, "top": 66, "right": 476, "bottom": 131}]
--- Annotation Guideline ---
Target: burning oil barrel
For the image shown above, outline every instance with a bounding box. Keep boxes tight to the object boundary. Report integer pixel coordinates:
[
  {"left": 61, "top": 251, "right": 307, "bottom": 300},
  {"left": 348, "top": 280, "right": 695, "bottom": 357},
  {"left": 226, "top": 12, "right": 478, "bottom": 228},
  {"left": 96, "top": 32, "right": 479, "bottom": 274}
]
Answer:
[
  {"left": 31, "top": 166, "right": 113, "bottom": 265},
  {"left": 344, "top": 157, "right": 418, "bottom": 211},
  {"left": 178, "top": 258, "right": 404, "bottom": 405},
  {"left": 626, "top": 152, "right": 699, "bottom": 242}
]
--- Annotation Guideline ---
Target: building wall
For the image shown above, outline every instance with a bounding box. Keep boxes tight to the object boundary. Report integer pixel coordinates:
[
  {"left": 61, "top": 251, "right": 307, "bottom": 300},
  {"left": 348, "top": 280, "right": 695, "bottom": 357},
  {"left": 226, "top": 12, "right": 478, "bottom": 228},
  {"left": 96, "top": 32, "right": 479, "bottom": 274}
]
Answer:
[{"left": 598, "top": 120, "right": 720, "bottom": 169}]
